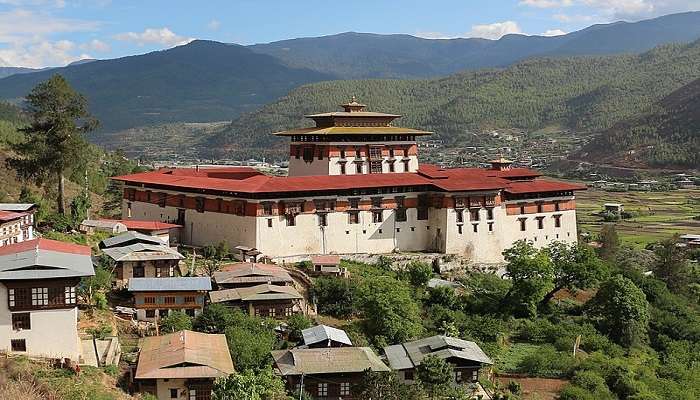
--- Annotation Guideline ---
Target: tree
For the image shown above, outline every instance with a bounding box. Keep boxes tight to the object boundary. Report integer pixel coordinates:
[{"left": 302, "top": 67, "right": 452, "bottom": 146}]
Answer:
[
  {"left": 212, "top": 367, "right": 287, "bottom": 400},
  {"left": 416, "top": 355, "right": 454, "bottom": 398},
  {"left": 7, "top": 74, "right": 97, "bottom": 214},
  {"left": 69, "top": 188, "right": 91, "bottom": 228},
  {"left": 354, "top": 370, "right": 425, "bottom": 400},
  {"left": 598, "top": 224, "right": 620, "bottom": 260},
  {"left": 312, "top": 277, "right": 357, "bottom": 318},
  {"left": 587, "top": 275, "right": 649, "bottom": 347},
  {"left": 358, "top": 276, "right": 424, "bottom": 346},
  {"left": 286, "top": 313, "right": 313, "bottom": 342},
  {"left": 223, "top": 310, "right": 278, "bottom": 371},
  {"left": 540, "top": 242, "right": 608, "bottom": 307},
  {"left": 160, "top": 311, "right": 193, "bottom": 333},
  {"left": 79, "top": 255, "right": 114, "bottom": 306},
  {"left": 406, "top": 261, "right": 433, "bottom": 287},
  {"left": 653, "top": 236, "right": 689, "bottom": 292},
  {"left": 502, "top": 240, "right": 554, "bottom": 317},
  {"left": 193, "top": 304, "right": 236, "bottom": 333}
]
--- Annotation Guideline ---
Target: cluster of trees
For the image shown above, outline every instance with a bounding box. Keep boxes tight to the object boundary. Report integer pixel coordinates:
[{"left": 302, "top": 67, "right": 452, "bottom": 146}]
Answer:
[{"left": 209, "top": 41, "right": 700, "bottom": 167}]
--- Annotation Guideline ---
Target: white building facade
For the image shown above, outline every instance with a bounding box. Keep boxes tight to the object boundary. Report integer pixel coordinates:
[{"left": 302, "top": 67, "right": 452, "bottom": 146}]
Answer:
[{"left": 115, "top": 100, "right": 583, "bottom": 263}]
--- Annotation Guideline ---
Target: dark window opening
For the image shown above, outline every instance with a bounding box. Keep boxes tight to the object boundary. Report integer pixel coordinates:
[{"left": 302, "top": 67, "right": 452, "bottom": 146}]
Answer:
[
  {"left": 133, "top": 266, "right": 145, "bottom": 278},
  {"left": 555, "top": 202, "right": 561, "bottom": 212},
  {"left": 537, "top": 217, "right": 544, "bottom": 230},
  {"left": 403, "top": 159, "right": 410, "bottom": 171},
  {"left": 456, "top": 210, "right": 464, "bottom": 223},
  {"left": 267, "top": 218, "right": 273, "bottom": 228},
  {"left": 537, "top": 203, "right": 544, "bottom": 213},
  {"left": 195, "top": 197, "right": 205, "bottom": 213},
  {"left": 146, "top": 310, "right": 155, "bottom": 318},
  {"left": 487, "top": 208, "right": 494, "bottom": 220},
  {"left": 470, "top": 209, "right": 480, "bottom": 222},
  {"left": 488, "top": 222, "right": 494, "bottom": 232},
  {"left": 303, "top": 147, "right": 314, "bottom": 162},
  {"left": 348, "top": 212, "right": 359, "bottom": 224},
  {"left": 473, "top": 224, "right": 478, "bottom": 233},
  {"left": 318, "top": 214, "right": 328, "bottom": 227},
  {"left": 158, "top": 193, "right": 167, "bottom": 208},
  {"left": 458, "top": 225, "right": 463, "bottom": 235},
  {"left": 372, "top": 210, "right": 383, "bottom": 223},
  {"left": 11, "top": 339, "right": 26, "bottom": 352},
  {"left": 355, "top": 163, "right": 363, "bottom": 174},
  {"left": 554, "top": 215, "right": 562, "bottom": 228},
  {"left": 12, "top": 313, "right": 30, "bottom": 330},
  {"left": 286, "top": 214, "right": 296, "bottom": 227},
  {"left": 340, "top": 163, "right": 346, "bottom": 175},
  {"left": 170, "top": 389, "right": 178, "bottom": 399},
  {"left": 388, "top": 161, "right": 395, "bottom": 172},
  {"left": 370, "top": 161, "right": 382, "bottom": 174},
  {"left": 340, "top": 148, "right": 346, "bottom": 158},
  {"left": 519, "top": 218, "right": 527, "bottom": 231},
  {"left": 396, "top": 208, "right": 407, "bottom": 222}
]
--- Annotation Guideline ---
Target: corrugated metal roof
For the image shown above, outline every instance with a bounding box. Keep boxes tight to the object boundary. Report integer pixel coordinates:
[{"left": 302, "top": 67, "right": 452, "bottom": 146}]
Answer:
[
  {"left": 273, "top": 126, "right": 432, "bottom": 136},
  {"left": 0, "top": 203, "right": 36, "bottom": 211},
  {"left": 0, "top": 239, "right": 94, "bottom": 280},
  {"left": 302, "top": 325, "right": 352, "bottom": 347},
  {"left": 0, "top": 210, "right": 27, "bottom": 222},
  {"left": 135, "top": 330, "right": 234, "bottom": 379},
  {"left": 102, "top": 243, "right": 184, "bottom": 262},
  {"left": 100, "top": 231, "right": 166, "bottom": 249},
  {"left": 383, "top": 335, "right": 492, "bottom": 371},
  {"left": 81, "top": 219, "right": 127, "bottom": 229},
  {"left": 209, "top": 284, "right": 302, "bottom": 303},
  {"left": 214, "top": 263, "right": 293, "bottom": 285},
  {"left": 128, "top": 277, "right": 211, "bottom": 292},
  {"left": 310, "top": 255, "right": 341, "bottom": 265},
  {"left": 271, "top": 347, "right": 389, "bottom": 375},
  {"left": 100, "top": 219, "right": 182, "bottom": 231}
]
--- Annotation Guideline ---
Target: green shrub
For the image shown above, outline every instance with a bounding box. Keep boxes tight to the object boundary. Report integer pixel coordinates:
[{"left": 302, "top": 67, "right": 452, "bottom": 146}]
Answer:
[
  {"left": 312, "top": 277, "right": 357, "bottom": 318},
  {"left": 160, "top": 311, "right": 193, "bottom": 333},
  {"left": 517, "top": 345, "right": 576, "bottom": 377},
  {"left": 93, "top": 292, "right": 108, "bottom": 310},
  {"left": 559, "top": 385, "right": 596, "bottom": 400}
]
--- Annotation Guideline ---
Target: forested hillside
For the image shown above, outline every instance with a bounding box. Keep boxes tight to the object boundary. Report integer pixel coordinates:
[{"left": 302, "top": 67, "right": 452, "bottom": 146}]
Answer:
[
  {"left": 250, "top": 12, "right": 700, "bottom": 79},
  {"left": 207, "top": 41, "right": 700, "bottom": 162},
  {"left": 581, "top": 78, "right": 700, "bottom": 168}
]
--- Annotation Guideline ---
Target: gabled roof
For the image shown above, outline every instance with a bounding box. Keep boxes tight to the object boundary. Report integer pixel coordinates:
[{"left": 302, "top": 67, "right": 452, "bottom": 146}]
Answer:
[
  {"left": 214, "top": 263, "right": 293, "bottom": 285},
  {"left": 271, "top": 347, "right": 389, "bottom": 375},
  {"left": 100, "top": 231, "right": 167, "bottom": 249},
  {"left": 0, "top": 203, "right": 36, "bottom": 212},
  {"left": 0, "top": 210, "right": 27, "bottom": 222},
  {"left": 310, "top": 255, "right": 341, "bottom": 265},
  {"left": 128, "top": 277, "right": 211, "bottom": 292},
  {"left": 102, "top": 243, "right": 184, "bottom": 262},
  {"left": 209, "top": 283, "right": 302, "bottom": 303},
  {"left": 100, "top": 219, "right": 182, "bottom": 231},
  {"left": 302, "top": 325, "right": 353, "bottom": 347},
  {"left": 273, "top": 126, "right": 432, "bottom": 137},
  {"left": 135, "top": 330, "right": 234, "bottom": 379},
  {"left": 0, "top": 238, "right": 94, "bottom": 280},
  {"left": 384, "top": 335, "right": 492, "bottom": 371},
  {"left": 81, "top": 219, "right": 127, "bottom": 230}
]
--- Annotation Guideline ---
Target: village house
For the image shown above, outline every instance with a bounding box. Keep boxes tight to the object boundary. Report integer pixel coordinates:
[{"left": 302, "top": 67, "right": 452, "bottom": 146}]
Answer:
[
  {"left": 310, "top": 255, "right": 346, "bottom": 277},
  {"left": 212, "top": 262, "right": 294, "bottom": 289},
  {"left": 100, "top": 219, "right": 181, "bottom": 244},
  {"left": 128, "top": 277, "right": 210, "bottom": 321},
  {"left": 0, "top": 238, "right": 94, "bottom": 361},
  {"left": 301, "top": 324, "right": 353, "bottom": 348},
  {"left": 208, "top": 283, "right": 303, "bottom": 318},
  {"left": 603, "top": 203, "right": 624, "bottom": 214},
  {"left": 79, "top": 219, "right": 128, "bottom": 235},
  {"left": 134, "top": 330, "right": 234, "bottom": 400},
  {"left": 113, "top": 99, "right": 584, "bottom": 263},
  {"left": 0, "top": 204, "right": 36, "bottom": 247},
  {"left": 384, "top": 335, "right": 493, "bottom": 385},
  {"left": 271, "top": 347, "right": 390, "bottom": 399},
  {"left": 101, "top": 232, "right": 184, "bottom": 288}
]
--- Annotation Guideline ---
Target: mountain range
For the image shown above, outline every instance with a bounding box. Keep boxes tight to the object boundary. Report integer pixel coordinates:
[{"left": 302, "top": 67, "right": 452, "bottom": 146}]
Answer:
[{"left": 1, "top": 12, "right": 700, "bottom": 134}]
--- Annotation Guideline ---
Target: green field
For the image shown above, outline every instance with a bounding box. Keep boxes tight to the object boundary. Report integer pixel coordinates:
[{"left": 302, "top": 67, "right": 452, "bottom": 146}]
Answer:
[{"left": 576, "top": 188, "right": 700, "bottom": 247}]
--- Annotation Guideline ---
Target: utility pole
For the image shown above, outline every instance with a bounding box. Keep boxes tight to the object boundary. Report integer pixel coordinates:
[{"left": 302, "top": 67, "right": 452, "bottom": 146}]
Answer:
[{"left": 298, "top": 373, "right": 305, "bottom": 400}]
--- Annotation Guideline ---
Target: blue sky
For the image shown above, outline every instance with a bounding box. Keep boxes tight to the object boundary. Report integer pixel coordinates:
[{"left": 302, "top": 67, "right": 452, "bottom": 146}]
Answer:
[{"left": 1, "top": 0, "right": 699, "bottom": 68}]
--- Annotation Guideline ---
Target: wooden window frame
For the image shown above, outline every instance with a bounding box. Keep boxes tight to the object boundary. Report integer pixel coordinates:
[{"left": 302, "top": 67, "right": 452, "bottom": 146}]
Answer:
[
  {"left": 12, "top": 313, "right": 30, "bottom": 330},
  {"left": 11, "top": 339, "right": 26, "bottom": 352}
]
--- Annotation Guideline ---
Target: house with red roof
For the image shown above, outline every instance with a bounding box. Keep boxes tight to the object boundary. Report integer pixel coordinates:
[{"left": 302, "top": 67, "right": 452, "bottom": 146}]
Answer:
[
  {"left": 112, "top": 99, "right": 584, "bottom": 263},
  {"left": 0, "top": 238, "right": 94, "bottom": 361},
  {"left": 0, "top": 207, "right": 35, "bottom": 247}
]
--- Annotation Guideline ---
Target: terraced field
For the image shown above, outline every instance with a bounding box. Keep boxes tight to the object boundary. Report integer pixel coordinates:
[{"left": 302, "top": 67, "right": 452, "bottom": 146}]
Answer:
[{"left": 576, "top": 188, "right": 700, "bottom": 247}]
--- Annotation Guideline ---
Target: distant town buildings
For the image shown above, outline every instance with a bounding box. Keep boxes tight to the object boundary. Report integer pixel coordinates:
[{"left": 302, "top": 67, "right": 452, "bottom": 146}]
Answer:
[{"left": 0, "top": 203, "right": 36, "bottom": 246}]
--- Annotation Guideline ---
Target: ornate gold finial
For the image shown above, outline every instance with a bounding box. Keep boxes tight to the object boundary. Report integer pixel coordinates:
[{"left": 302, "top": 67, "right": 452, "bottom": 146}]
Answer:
[{"left": 351, "top": 95, "right": 357, "bottom": 103}]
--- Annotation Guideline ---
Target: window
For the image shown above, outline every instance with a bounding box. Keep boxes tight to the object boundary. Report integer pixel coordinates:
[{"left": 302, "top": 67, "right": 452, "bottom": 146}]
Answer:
[
  {"left": 519, "top": 218, "right": 527, "bottom": 231},
  {"left": 133, "top": 265, "right": 145, "bottom": 278},
  {"left": 159, "top": 309, "right": 168, "bottom": 318},
  {"left": 537, "top": 217, "right": 544, "bottom": 230},
  {"left": 11, "top": 339, "right": 26, "bottom": 352},
  {"left": 294, "top": 145, "right": 300, "bottom": 159},
  {"left": 295, "top": 383, "right": 305, "bottom": 394},
  {"left": 285, "top": 307, "right": 293, "bottom": 317},
  {"left": 317, "top": 383, "right": 328, "bottom": 397},
  {"left": 389, "top": 148, "right": 395, "bottom": 158},
  {"left": 473, "top": 224, "right": 478, "bottom": 233},
  {"left": 318, "top": 213, "right": 328, "bottom": 227},
  {"left": 404, "top": 370, "right": 414, "bottom": 380},
  {"left": 12, "top": 313, "right": 30, "bottom": 330},
  {"left": 185, "top": 309, "right": 195, "bottom": 317},
  {"left": 472, "top": 370, "right": 478, "bottom": 381},
  {"left": 455, "top": 370, "right": 463, "bottom": 383},
  {"left": 195, "top": 197, "right": 206, "bottom": 213},
  {"left": 156, "top": 266, "right": 162, "bottom": 278},
  {"left": 488, "top": 222, "right": 494, "bottom": 232},
  {"left": 127, "top": 189, "right": 136, "bottom": 202},
  {"left": 370, "top": 161, "right": 382, "bottom": 173},
  {"left": 340, "top": 382, "right": 351, "bottom": 396},
  {"left": 64, "top": 286, "right": 76, "bottom": 304},
  {"left": 267, "top": 218, "right": 273, "bottom": 228},
  {"left": 388, "top": 161, "right": 395, "bottom": 172},
  {"left": 318, "top": 147, "right": 324, "bottom": 160},
  {"left": 456, "top": 210, "right": 464, "bottom": 223},
  {"left": 303, "top": 147, "right": 314, "bottom": 162},
  {"left": 144, "top": 296, "right": 156, "bottom": 304},
  {"left": 519, "top": 203, "right": 526, "bottom": 214},
  {"left": 554, "top": 214, "right": 562, "bottom": 228},
  {"left": 349, "top": 198, "right": 360, "bottom": 209},
  {"left": 170, "top": 389, "right": 178, "bottom": 399},
  {"left": 348, "top": 212, "right": 359, "bottom": 224},
  {"left": 286, "top": 214, "right": 296, "bottom": 226},
  {"left": 164, "top": 296, "right": 176, "bottom": 305},
  {"left": 403, "top": 159, "right": 410, "bottom": 172},
  {"left": 458, "top": 225, "right": 463, "bottom": 235},
  {"left": 184, "top": 296, "right": 195, "bottom": 303},
  {"left": 340, "top": 148, "right": 346, "bottom": 158},
  {"left": 355, "top": 147, "right": 361, "bottom": 158},
  {"left": 31, "top": 287, "right": 48, "bottom": 306},
  {"left": 355, "top": 162, "right": 363, "bottom": 174},
  {"left": 369, "top": 147, "right": 382, "bottom": 159},
  {"left": 340, "top": 163, "right": 346, "bottom": 175},
  {"left": 417, "top": 207, "right": 428, "bottom": 220},
  {"left": 146, "top": 309, "right": 155, "bottom": 318},
  {"left": 371, "top": 197, "right": 382, "bottom": 208},
  {"left": 372, "top": 210, "right": 383, "bottom": 223},
  {"left": 269, "top": 308, "right": 276, "bottom": 317},
  {"left": 487, "top": 208, "right": 494, "bottom": 220},
  {"left": 262, "top": 202, "right": 274, "bottom": 216},
  {"left": 470, "top": 209, "right": 480, "bottom": 222},
  {"left": 395, "top": 207, "right": 407, "bottom": 222}
]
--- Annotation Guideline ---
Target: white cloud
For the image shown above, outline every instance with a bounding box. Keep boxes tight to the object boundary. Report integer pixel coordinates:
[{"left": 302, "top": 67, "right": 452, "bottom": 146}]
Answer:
[
  {"left": 572, "top": 0, "right": 700, "bottom": 21},
  {"left": 541, "top": 29, "right": 568, "bottom": 36},
  {"left": 0, "top": 0, "right": 66, "bottom": 7},
  {"left": 0, "top": 39, "right": 91, "bottom": 67},
  {"left": 519, "top": 0, "right": 573, "bottom": 8},
  {"left": 207, "top": 19, "right": 221, "bottom": 31},
  {"left": 80, "top": 38, "right": 110, "bottom": 52},
  {"left": 468, "top": 21, "right": 522, "bottom": 39},
  {"left": 414, "top": 31, "right": 455, "bottom": 39},
  {"left": 114, "top": 27, "right": 194, "bottom": 47}
]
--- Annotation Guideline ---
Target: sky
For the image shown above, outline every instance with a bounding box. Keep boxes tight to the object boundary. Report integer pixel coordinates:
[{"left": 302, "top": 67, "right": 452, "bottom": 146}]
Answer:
[{"left": 1, "top": 0, "right": 700, "bottom": 68}]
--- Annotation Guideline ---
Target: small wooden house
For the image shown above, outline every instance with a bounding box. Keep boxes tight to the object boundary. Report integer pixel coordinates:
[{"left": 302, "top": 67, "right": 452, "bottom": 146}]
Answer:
[
  {"left": 310, "top": 255, "right": 346, "bottom": 277},
  {"left": 128, "top": 277, "right": 211, "bottom": 321},
  {"left": 209, "top": 283, "right": 303, "bottom": 318},
  {"left": 301, "top": 325, "right": 352, "bottom": 348},
  {"left": 213, "top": 262, "right": 294, "bottom": 289}
]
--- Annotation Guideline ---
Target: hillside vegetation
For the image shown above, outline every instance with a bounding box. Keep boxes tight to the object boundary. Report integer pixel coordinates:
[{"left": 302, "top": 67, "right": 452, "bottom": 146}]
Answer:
[
  {"left": 582, "top": 77, "right": 700, "bottom": 168},
  {"left": 208, "top": 41, "right": 700, "bottom": 164}
]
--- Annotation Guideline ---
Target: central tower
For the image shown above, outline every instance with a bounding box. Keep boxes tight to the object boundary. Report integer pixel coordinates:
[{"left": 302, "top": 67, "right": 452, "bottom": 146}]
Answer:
[{"left": 274, "top": 97, "right": 432, "bottom": 177}]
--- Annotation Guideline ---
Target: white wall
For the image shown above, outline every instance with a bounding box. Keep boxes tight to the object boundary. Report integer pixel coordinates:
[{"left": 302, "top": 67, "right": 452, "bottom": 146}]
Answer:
[
  {"left": 0, "top": 284, "right": 81, "bottom": 361},
  {"left": 156, "top": 378, "right": 187, "bottom": 400}
]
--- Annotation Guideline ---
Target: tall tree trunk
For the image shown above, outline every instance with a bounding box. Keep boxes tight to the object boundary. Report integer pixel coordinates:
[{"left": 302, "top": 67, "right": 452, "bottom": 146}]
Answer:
[{"left": 58, "top": 172, "right": 66, "bottom": 215}]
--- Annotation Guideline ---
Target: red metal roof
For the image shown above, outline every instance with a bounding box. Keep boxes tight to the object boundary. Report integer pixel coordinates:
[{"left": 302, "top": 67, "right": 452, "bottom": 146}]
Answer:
[
  {"left": 504, "top": 179, "right": 586, "bottom": 194},
  {"left": 100, "top": 219, "right": 181, "bottom": 231},
  {"left": 113, "top": 165, "right": 583, "bottom": 196},
  {"left": 0, "top": 210, "right": 26, "bottom": 222},
  {"left": 311, "top": 255, "right": 341, "bottom": 265},
  {"left": 0, "top": 238, "right": 92, "bottom": 256}
]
